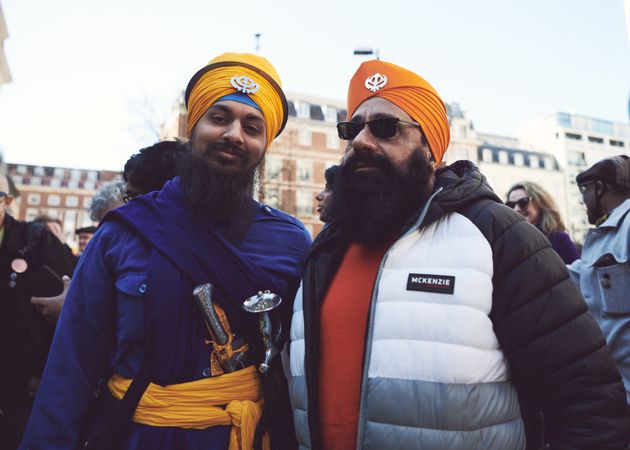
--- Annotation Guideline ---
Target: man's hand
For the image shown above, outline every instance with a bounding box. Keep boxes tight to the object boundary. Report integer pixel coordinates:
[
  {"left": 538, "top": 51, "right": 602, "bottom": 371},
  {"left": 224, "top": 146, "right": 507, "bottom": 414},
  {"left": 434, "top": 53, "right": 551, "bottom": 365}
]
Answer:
[{"left": 31, "top": 276, "right": 71, "bottom": 322}]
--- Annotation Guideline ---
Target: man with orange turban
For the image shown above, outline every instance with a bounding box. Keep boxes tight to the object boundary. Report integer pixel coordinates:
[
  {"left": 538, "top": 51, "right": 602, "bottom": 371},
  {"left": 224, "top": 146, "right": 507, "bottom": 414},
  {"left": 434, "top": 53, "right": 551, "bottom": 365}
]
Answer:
[
  {"left": 289, "top": 60, "right": 630, "bottom": 449},
  {"left": 22, "top": 53, "right": 310, "bottom": 450}
]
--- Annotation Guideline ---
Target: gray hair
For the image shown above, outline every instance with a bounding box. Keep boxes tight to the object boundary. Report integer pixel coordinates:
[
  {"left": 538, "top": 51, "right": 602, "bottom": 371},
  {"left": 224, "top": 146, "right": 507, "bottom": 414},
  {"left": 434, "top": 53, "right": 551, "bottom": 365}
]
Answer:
[{"left": 89, "top": 179, "right": 126, "bottom": 222}]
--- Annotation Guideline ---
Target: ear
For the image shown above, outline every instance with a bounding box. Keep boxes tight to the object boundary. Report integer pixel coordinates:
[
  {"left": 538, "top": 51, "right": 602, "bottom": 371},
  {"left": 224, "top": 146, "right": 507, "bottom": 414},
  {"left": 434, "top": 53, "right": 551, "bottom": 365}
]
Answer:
[
  {"left": 4, "top": 196, "right": 13, "bottom": 207},
  {"left": 594, "top": 180, "right": 606, "bottom": 197}
]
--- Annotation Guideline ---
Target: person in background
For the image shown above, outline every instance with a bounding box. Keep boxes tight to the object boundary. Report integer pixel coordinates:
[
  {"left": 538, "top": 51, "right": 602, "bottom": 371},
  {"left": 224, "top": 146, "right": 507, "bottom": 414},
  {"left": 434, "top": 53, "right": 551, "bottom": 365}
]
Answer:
[
  {"left": 74, "top": 226, "right": 97, "bottom": 256},
  {"left": 32, "top": 215, "right": 77, "bottom": 268},
  {"left": 87, "top": 179, "right": 125, "bottom": 223},
  {"left": 289, "top": 59, "right": 629, "bottom": 450},
  {"left": 0, "top": 174, "right": 74, "bottom": 449},
  {"left": 569, "top": 155, "right": 630, "bottom": 404},
  {"left": 122, "top": 140, "right": 187, "bottom": 202},
  {"left": 507, "top": 181, "right": 580, "bottom": 264},
  {"left": 315, "top": 165, "right": 340, "bottom": 223}
]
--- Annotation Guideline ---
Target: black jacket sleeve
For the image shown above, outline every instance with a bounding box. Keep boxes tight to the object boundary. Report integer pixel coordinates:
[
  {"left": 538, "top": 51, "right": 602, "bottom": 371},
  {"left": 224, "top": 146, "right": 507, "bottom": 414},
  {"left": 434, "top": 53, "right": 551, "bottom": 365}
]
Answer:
[
  {"left": 472, "top": 201, "right": 629, "bottom": 450},
  {"left": 33, "top": 225, "right": 75, "bottom": 279}
]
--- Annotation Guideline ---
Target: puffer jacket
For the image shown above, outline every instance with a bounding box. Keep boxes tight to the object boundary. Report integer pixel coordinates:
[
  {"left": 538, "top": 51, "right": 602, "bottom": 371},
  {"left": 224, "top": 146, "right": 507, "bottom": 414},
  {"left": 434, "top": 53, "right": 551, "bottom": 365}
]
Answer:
[{"left": 289, "top": 161, "right": 630, "bottom": 450}]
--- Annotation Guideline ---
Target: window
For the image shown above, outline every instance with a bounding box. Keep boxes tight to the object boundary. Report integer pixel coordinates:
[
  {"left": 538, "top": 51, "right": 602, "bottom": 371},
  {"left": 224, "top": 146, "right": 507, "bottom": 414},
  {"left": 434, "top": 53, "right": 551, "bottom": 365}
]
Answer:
[
  {"left": 310, "top": 105, "right": 324, "bottom": 121},
  {"left": 30, "top": 177, "right": 41, "bottom": 186},
  {"left": 17, "top": 165, "right": 27, "bottom": 174},
  {"left": 529, "top": 155, "right": 539, "bottom": 168},
  {"left": 264, "top": 187, "right": 279, "bottom": 209},
  {"left": 11, "top": 175, "right": 22, "bottom": 184},
  {"left": 25, "top": 208, "right": 39, "bottom": 221},
  {"left": 287, "top": 101, "right": 296, "bottom": 117},
  {"left": 296, "top": 190, "right": 313, "bottom": 215},
  {"left": 87, "top": 171, "right": 98, "bottom": 181},
  {"left": 513, "top": 153, "right": 524, "bottom": 166},
  {"left": 66, "top": 195, "right": 79, "bottom": 207},
  {"left": 587, "top": 136, "right": 604, "bottom": 144},
  {"left": 265, "top": 156, "right": 282, "bottom": 181},
  {"left": 298, "top": 129, "right": 312, "bottom": 146},
  {"left": 70, "top": 170, "right": 81, "bottom": 181},
  {"left": 567, "top": 151, "right": 585, "bottom": 166},
  {"left": 481, "top": 148, "right": 492, "bottom": 162},
  {"left": 543, "top": 157, "right": 553, "bottom": 170},
  {"left": 297, "top": 101, "right": 310, "bottom": 119},
  {"left": 297, "top": 160, "right": 312, "bottom": 182},
  {"left": 50, "top": 178, "right": 61, "bottom": 187},
  {"left": 34, "top": 166, "right": 45, "bottom": 176},
  {"left": 324, "top": 106, "right": 337, "bottom": 123},
  {"left": 83, "top": 181, "right": 95, "bottom": 190},
  {"left": 565, "top": 132, "right": 582, "bottom": 140},
  {"left": 68, "top": 180, "right": 78, "bottom": 189},
  {"left": 83, "top": 197, "right": 92, "bottom": 208},
  {"left": 54, "top": 168, "right": 64, "bottom": 178},
  {"left": 498, "top": 151, "right": 508, "bottom": 164},
  {"left": 610, "top": 139, "right": 625, "bottom": 147},
  {"left": 47, "top": 194, "right": 61, "bottom": 206},
  {"left": 27, "top": 193, "right": 41, "bottom": 205}
]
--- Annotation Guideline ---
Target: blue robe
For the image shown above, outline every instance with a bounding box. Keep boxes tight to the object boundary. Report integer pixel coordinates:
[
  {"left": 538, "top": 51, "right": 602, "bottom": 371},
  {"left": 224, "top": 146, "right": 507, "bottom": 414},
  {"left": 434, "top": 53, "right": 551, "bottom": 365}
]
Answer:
[{"left": 20, "top": 178, "right": 311, "bottom": 449}]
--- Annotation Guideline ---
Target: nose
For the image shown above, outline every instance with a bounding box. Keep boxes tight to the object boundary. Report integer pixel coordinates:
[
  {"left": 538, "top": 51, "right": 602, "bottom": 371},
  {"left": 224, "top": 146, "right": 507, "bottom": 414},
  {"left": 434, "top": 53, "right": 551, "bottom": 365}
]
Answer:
[
  {"left": 222, "top": 121, "right": 245, "bottom": 146},
  {"left": 315, "top": 190, "right": 325, "bottom": 202},
  {"left": 350, "top": 123, "right": 379, "bottom": 155}
]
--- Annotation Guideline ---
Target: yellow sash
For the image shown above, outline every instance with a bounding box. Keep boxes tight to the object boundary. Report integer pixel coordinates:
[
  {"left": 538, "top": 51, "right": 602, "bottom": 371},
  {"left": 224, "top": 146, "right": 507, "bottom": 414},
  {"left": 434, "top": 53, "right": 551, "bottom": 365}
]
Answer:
[{"left": 108, "top": 365, "right": 269, "bottom": 450}]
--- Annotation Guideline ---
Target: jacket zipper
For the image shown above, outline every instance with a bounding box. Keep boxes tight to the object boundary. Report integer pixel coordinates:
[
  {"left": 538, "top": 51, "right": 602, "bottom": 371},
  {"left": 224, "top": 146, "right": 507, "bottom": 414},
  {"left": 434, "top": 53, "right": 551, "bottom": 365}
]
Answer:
[{"left": 355, "top": 187, "right": 443, "bottom": 450}]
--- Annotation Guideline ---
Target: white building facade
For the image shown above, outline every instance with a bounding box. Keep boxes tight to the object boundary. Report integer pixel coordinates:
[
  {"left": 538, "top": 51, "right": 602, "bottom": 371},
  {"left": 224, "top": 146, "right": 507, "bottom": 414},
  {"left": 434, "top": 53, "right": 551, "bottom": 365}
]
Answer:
[{"left": 518, "top": 113, "right": 630, "bottom": 243}]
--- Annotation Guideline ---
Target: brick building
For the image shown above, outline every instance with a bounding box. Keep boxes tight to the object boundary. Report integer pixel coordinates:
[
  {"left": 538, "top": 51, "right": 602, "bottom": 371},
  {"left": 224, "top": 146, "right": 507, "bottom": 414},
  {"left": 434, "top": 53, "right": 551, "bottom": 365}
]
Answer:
[{"left": 5, "top": 163, "right": 119, "bottom": 241}]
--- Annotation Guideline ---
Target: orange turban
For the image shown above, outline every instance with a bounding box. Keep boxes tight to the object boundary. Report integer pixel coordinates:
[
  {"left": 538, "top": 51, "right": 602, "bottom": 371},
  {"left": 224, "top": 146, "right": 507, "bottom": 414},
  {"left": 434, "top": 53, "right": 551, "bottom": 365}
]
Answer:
[
  {"left": 347, "top": 60, "right": 450, "bottom": 164},
  {"left": 185, "top": 52, "right": 288, "bottom": 149}
]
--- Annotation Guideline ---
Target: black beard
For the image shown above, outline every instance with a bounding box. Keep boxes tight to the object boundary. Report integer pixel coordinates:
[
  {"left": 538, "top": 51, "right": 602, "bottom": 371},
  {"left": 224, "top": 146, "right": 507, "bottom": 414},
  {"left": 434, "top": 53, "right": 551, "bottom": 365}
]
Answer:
[
  {"left": 330, "top": 149, "right": 434, "bottom": 246},
  {"left": 178, "top": 141, "right": 261, "bottom": 222}
]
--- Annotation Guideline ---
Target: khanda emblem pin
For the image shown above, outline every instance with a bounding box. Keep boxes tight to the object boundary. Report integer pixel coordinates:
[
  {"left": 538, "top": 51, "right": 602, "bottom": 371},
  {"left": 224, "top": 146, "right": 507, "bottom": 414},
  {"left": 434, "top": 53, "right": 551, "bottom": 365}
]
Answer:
[
  {"left": 230, "top": 75, "right": 259, "bottom": 94},
  {"left": 365, "top": 73, "right": 388, "bottom": 92}
]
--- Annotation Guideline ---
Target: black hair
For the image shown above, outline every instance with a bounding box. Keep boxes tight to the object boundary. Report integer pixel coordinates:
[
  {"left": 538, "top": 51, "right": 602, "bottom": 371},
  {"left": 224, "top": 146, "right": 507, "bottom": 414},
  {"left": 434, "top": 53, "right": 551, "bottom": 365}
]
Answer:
[
  {"left": 123, "top": 140, "right": 188, "bottom": 196},
  {"left": 324, "top": 165, "right": 342, "bottom": 190}
]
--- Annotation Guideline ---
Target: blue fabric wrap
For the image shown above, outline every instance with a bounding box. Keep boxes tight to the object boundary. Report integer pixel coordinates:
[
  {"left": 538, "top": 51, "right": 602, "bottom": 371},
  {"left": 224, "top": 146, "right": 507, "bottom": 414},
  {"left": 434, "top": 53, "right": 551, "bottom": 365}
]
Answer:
[
  {"left": 216, "top": 92, "right": 261, "bottom": 111},
  {"left": 108, "top": 177, "right": 283, "bottom": 382}
]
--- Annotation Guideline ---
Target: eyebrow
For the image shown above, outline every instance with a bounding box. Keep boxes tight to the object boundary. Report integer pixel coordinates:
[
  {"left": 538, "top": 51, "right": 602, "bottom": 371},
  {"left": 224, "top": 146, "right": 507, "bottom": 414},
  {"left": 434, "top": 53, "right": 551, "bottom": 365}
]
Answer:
[
  {"left": 208, "top": 104, "right": 265, "bottom": 123},
  {"left": 350, "top": 112, "right": 400, "bottom": 122}
]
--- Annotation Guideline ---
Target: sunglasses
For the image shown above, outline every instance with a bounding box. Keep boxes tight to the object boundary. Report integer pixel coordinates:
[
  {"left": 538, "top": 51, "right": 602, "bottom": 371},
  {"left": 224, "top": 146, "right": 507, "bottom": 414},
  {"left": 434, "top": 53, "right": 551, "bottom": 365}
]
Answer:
[
  {"left": 506, "top": 197, "right": 530, "bottom": 209},
  {"left": 337, "top": 117, "right": 420, "bottom": 140},
  {"left": 0, "top": 191, "right": 7, "bottom": 198}
]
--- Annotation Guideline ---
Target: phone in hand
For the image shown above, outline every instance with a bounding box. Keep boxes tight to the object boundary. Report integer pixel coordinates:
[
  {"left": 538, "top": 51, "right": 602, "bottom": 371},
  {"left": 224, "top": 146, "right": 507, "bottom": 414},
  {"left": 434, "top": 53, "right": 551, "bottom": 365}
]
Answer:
[{"left": 25, "top": 265, "right": 64, "bottom": 297}]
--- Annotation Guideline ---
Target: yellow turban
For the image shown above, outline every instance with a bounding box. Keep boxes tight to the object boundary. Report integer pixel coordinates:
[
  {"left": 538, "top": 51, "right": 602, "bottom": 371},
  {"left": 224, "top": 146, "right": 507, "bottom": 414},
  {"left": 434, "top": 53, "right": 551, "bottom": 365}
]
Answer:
[
  {"left": 185, "top": 52, "right": 288, "bottom": 148},
  {"left": 347, "top": 60, "right": 450, "bottom": 164}
]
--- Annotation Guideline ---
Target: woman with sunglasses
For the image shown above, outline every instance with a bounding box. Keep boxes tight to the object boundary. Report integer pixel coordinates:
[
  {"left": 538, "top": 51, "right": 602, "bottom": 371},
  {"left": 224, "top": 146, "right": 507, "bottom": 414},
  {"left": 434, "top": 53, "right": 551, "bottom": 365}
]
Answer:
[{"left": 506, "top": 181, "right": 579, "bottom": 264}]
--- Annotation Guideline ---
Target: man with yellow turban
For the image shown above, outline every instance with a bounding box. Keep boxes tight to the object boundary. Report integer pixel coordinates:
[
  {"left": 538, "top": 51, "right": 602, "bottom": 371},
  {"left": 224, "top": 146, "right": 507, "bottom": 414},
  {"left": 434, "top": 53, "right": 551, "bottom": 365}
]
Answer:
[
  {"left": 289, "top": 60, "right": 630, "bottom": 449},
  {"left": 21, "top": 53, "right": 310, "bottom": 450}
]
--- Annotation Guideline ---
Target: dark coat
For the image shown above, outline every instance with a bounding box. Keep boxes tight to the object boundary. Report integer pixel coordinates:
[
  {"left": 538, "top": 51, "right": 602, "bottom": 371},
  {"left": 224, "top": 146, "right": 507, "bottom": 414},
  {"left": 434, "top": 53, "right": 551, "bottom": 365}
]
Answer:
[
  {"left": 300, "top": 161, "right": 630, "bottom": 450},
  {"left": 0, "top": 213, "right": 74, "bottom": 442}
]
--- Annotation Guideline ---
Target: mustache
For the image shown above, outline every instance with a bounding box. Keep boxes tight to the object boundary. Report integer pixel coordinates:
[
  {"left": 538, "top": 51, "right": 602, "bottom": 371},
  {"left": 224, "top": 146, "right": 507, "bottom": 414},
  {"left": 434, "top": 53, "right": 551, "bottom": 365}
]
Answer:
[
  {"left": 343, "top": 152, "right": 391, "bottom": 174},
  {"left": 202, "top": 142, "right": 246, "bottom": 159}
]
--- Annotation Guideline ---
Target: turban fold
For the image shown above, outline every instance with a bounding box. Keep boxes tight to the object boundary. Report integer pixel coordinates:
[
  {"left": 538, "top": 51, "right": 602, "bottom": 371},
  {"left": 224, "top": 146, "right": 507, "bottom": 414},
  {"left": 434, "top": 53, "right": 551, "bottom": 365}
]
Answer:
[
  {"left": 185, "top": 52, "right": 288, "bottom": 148},
  {"left": 347, "top": 60, "right": 450, "bottom": 164}
]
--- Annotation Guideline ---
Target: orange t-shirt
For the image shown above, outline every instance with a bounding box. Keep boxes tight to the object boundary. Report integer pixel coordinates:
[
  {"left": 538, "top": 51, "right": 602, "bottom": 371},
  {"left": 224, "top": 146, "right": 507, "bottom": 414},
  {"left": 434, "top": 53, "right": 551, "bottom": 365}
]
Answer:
[{"left": 318, "top": 240, "right": 391, "bottom": 450}]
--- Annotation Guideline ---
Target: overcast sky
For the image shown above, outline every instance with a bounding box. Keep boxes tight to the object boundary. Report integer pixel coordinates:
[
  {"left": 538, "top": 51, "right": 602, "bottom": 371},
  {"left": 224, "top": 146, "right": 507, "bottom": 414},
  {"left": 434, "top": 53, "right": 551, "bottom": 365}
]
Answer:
[{"left": 0, "top": 0, "right": 628, "bottom": 171}]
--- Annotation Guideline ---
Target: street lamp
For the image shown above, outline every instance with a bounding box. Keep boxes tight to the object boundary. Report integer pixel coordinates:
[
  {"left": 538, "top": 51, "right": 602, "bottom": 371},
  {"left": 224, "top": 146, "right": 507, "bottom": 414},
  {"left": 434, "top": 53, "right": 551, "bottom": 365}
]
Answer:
[{"left": 353, "top": 47, "right": 380, "bottom": 60}]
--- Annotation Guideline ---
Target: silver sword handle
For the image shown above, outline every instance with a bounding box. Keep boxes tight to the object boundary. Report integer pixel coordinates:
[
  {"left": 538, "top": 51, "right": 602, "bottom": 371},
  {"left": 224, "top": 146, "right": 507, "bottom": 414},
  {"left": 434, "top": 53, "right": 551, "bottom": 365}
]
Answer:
[{"left": 193, "top": 283, "right": 229, "bottom": 346}]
